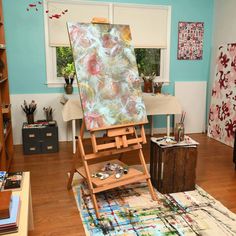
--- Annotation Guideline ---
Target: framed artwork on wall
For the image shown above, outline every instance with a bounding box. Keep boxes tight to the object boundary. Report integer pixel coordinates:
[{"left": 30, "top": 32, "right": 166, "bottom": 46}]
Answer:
[{"left": 177, "top": 22, "right": 204, "bottom": 60}]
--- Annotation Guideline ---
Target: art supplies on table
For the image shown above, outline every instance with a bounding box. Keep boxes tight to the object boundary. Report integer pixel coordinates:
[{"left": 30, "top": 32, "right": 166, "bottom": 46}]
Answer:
[
  {"left": 0, "top": 172, "right": 6, "bottom": 190},
  {"left": 151, "top": 135, "right": 199, "bottom": 148},
  {"left": 1, "top": 172, "right": 23, "bottom": 191}
]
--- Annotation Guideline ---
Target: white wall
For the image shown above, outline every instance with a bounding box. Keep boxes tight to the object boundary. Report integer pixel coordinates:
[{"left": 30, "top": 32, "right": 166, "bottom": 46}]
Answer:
[
  {"left": 175, "top": 82, "right": 207, "bottom": 134},
  {"left": 11, "top": 94, "right": 70, "bottom": 144},
  {"left": 209, "top": 0, "right": 236, "bottom": 106}
]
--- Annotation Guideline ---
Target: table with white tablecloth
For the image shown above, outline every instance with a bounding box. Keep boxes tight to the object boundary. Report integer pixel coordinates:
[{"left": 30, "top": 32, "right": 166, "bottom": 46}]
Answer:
[{"left": 62, "top": 93, "right": 182, "bottom": 153}]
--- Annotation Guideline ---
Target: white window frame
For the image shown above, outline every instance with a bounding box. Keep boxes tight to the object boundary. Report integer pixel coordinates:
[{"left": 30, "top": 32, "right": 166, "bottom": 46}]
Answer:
[{"left": 44, "top": 1, "right": 171, "bottom": 87}]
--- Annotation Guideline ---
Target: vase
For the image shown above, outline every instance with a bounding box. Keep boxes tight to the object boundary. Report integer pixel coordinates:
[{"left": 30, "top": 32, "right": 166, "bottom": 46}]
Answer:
[
  {"left": 174, "top": 122, "right": 185, "bottom": 142},
  {"left": 143, "top": 80, "right": 153, "bottom": 93},
  {"left": 27, "top": 114, "right": 34, "bottom": 124},
  {"left": 64, "top": 84, "right": 73, "bottom": 94},
  {"left": 153, "top": 84, "right": 162, "bottom": 94},
  {"left": 46, "top": 113, "right": 53, "bottom": 122}
]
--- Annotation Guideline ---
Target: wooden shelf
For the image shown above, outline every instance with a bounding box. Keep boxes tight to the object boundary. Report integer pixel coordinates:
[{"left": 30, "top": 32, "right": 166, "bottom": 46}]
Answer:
[
  {"left": 0, "top": 43, "right": 5, "bottom": 49},
  {"left": 2, "top": 104, "right": 10, "bottom": 114},
  {"left": 0, "top": 76, "right": 7, "bottom": 83},
  {"left": 0, "top": 0, "right": 13, "bottom": 171},
  {"left": 77, "top": 159, "right": 147, "bottom": 193},
  {"left": 4, "top": 124, "right": 11, "bottom": 140}
]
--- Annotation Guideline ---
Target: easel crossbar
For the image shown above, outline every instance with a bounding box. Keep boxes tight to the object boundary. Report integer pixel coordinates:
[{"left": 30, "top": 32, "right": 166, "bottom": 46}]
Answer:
[
  {"left": 84, "top": 144, "right": 141, "bottom": 160},
  {"left": 92, "top": 174, "right": 149, "bottom": 193}
]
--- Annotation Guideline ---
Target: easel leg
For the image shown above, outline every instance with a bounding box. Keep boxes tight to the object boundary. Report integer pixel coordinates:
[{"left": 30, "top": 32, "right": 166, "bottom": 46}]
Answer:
[
  {"left": 91, "top": 193, "right": 100, "bottom": 218},
  {"left": 67, "top": 169, "right": 76, "bottom": 190},
  {"left": 138, "top": 149, "right": 158, "bottom": 201}
]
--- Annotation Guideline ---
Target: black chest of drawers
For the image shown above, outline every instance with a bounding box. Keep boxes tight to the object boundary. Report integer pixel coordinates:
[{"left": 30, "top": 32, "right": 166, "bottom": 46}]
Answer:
[{"left": 22, "top": 122, "right": 59, "bottom": 155}]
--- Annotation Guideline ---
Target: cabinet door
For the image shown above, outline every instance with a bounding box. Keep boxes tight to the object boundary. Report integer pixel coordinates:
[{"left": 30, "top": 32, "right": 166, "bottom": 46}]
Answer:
[
  {"left": 22, "top": 128, "right": 40, "bottom": 142},
  {"left": 23, "top": 141, "right": 41, "bottom": 155},
  {"left": 41, "top": 126, "right": 58, "bottom": 140}
]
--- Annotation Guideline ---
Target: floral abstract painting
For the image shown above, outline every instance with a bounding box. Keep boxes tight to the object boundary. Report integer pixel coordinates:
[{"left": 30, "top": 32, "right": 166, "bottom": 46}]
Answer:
[
  {"left": 67, "top": 23, "right": 147, "bottom": 130},
  {"left": 208, "top": 43, "right": 236, "bottom": 147},
  {"left": 177, "top": 22, "right": 204, "bottom": 60}
]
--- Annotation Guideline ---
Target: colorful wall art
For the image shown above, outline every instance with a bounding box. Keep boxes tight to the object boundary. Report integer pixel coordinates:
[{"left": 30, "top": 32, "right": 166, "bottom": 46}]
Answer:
[
  {"left": 177, "top": 22, "right": 204, "bottom": 60},
  {"left": 67, "top": 23, "right": 147, "bottom": 130},
  {"left": 208, "top": 43, "right": 236, "bottom": 147}
]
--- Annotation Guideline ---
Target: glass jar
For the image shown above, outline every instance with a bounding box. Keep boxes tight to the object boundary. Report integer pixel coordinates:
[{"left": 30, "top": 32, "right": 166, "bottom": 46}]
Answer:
[{"left": 174, "top": 122, "right": 185, "bottom": 142}]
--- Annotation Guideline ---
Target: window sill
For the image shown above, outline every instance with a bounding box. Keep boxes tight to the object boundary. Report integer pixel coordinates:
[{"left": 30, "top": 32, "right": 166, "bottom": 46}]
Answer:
[{"left": 45, "top": 80, "right": 77, "bottom": 88}]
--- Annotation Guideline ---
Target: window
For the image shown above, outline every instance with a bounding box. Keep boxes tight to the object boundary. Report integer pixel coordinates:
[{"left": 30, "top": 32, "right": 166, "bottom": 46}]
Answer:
[
  {"left": 44, "top": 1, "right": 171, "bottom": 86},
  {"left": 56, "top": 47, "right": 73, "bottom": 77},
  {"left": 55, "top": 47, "right": 161, "bottom": 79},
  {"left": 135, "top": 49, "right": 161, "bottom": 76}
]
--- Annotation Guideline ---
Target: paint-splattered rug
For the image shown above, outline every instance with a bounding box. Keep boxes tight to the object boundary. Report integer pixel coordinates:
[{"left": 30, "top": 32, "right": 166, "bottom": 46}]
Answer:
[{"left": 72, "top": 177, "right": 236, "bottom": 235}]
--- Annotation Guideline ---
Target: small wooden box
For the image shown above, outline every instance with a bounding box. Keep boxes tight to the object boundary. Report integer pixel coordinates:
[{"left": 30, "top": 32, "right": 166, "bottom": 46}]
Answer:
[{"left": 150, "top": 139, "right": 198, "bottom": 194}]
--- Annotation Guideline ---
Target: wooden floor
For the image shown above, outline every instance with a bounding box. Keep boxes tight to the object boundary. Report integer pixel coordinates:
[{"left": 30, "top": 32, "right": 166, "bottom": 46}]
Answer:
[{"left": 10, "top": 134, "right": 235, "bottom": 236}]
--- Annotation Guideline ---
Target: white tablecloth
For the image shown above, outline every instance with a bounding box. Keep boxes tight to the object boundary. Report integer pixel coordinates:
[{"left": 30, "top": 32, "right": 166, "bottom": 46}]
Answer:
[{"left": 62, "top": 93, "right": 182, "bottom": 122}]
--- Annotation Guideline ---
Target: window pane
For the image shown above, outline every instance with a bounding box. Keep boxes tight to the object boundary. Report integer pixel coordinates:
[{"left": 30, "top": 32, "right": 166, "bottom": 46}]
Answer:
[
  {"left": 56, "top": 47, "right": 161, "bottom": 77},
  {"left": 56, "top": 47, "right": 73, "bottom": 77},
  {"left": 134, "top": 48, "right": 160, "bottom": 76}
]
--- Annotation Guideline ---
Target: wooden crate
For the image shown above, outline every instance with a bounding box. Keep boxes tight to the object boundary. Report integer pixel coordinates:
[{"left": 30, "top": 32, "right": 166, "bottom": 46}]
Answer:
[{"left": 150, "top": 140, "right": 198, "bottom": 194}]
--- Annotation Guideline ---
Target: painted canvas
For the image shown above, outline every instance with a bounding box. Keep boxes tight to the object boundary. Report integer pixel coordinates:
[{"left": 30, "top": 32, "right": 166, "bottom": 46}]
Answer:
[
  {"left": 177, "top": 22, "right": 204, "bottom": 60},
  {"left": 67, "top": 23, "right": 147, "bottom": 130},
  {"left": 208, "top": 43, "right": 236, "bottom": 147}
]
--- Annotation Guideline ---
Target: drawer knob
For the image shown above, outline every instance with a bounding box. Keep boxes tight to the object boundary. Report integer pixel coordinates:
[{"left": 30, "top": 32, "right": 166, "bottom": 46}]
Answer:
[
  {"left": 29, "top": 134, "right": 35, "bottom": 138},
  {"left": 46, "top": 133, "right": 52, "bottom": 137},
  {"left": 29, "top": 147, "right": 36, "bottom": 151}
]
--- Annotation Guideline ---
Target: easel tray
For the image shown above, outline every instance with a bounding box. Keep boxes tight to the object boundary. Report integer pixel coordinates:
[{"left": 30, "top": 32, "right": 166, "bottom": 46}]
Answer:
[{"left": 77, "top": 159, "right": 147, "bottom": 192}]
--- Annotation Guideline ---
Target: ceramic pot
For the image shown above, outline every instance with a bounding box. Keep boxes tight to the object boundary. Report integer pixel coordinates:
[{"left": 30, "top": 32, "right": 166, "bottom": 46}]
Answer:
[
  {"left": 143, "top": 80, "right": 153, "bottom": 93},
  {"left": 64, "top": 84, "right": 73, "bottom": 94},
  {"left": 27, "top": 114, "right": 34, "bottom": 124}
]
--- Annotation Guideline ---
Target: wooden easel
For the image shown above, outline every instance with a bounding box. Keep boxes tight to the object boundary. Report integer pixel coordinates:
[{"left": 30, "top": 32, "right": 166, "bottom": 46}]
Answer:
[
  {"left": 67, "top": 120, "right": 158, "bottom": 218},
  {"left": 67, "top": 18, "right": 158, "bottom": 218}
]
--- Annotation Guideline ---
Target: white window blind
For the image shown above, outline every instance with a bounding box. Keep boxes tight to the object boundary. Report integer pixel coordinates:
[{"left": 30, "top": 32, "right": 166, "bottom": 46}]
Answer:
[
  {"left": 47, "top": 1, "right": 110, "bottom": 46},
  {"left": 113, "top": 5, "right": 168, "bottom": 48},
  {"left": 47, "top": 1, "right": 169, "bottom": 48}
]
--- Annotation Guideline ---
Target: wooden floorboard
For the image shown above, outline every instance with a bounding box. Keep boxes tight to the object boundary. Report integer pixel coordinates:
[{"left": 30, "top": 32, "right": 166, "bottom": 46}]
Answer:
[{"left": 9, "top": 134, "right": 235, "bottom": 235}]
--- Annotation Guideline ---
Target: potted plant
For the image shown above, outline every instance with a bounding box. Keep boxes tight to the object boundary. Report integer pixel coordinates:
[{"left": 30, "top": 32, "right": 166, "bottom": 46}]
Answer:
[
  {"left": 141, "top": 72, "right": 156, "bottom": 93},
  {"left": 62, "top": 63, "right": 76, "bottom": 94}
]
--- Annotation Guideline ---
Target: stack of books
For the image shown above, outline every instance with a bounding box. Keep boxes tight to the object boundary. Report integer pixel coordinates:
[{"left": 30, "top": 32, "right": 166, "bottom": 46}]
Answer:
[
  {"left": 0, "top": 172, "right": 23, "bottom": 234},
  {"left": 0, "top": 194, "right": 21, "bottom": 234}
]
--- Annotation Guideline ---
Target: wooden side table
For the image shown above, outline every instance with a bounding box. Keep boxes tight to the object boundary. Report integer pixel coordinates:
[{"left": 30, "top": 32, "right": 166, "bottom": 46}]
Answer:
[
  {"left": 150, "top": 138, "right": 198, "bottom": 194},
  {"left": 8, "top": 172, "right": 34, "bottom": 236}
]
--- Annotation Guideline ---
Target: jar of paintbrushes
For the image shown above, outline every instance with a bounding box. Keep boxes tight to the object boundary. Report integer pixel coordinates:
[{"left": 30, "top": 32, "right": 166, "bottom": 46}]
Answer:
[
  {"left": 21, "top": 100, "right": 37, "bottom": 124},
  {"left": 174, "top": 111, "right": 186, "bottom": 142},
  {"left": 43, "top": 106, "right": 54, "bottom": 122}
]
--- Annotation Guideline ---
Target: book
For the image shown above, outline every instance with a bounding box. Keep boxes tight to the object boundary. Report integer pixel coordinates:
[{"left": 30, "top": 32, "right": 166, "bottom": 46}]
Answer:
[
  {"left": 0, "top": 195, "right": 20, "bottom": 234},
  {"left": 2, "top": 172, "right": 23, "bottom": 191},
  {"left": 0, "top": 191, "right": 12, "bottom": 219},
  {"left": 0, "top": 172, "right": 6, "bottom": 190}
]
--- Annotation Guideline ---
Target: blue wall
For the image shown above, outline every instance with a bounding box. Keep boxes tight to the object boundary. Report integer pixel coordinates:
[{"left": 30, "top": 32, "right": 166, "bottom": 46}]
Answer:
[{"left": 3, "top": 0, "right": 214, "bottom": 127}]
